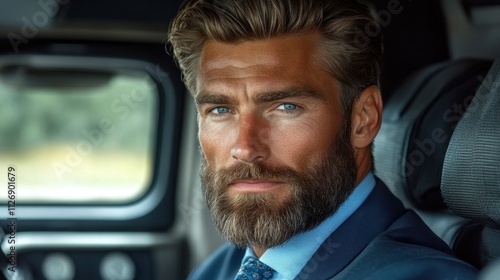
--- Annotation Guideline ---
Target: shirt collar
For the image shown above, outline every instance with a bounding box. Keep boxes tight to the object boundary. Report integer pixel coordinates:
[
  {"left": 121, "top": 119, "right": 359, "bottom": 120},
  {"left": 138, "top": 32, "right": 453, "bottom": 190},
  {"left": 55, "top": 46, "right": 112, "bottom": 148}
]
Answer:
[{"left": 240, "top": 172, "right": 376, "bottom": 279}]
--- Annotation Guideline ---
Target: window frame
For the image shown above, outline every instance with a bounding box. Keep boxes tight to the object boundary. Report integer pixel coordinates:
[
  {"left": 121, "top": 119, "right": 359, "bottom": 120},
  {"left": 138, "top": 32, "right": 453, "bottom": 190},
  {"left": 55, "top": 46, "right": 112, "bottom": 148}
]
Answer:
[{"left": 0, "top": 42, "right": 184, "bottom": 231}]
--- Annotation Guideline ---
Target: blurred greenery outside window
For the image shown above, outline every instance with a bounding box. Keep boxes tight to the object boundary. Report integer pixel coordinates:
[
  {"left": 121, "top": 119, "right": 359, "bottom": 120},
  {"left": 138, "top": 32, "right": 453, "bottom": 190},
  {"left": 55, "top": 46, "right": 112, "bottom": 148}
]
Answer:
[{"left": 0, "top": 68, "right": 157, "bottom": 204}]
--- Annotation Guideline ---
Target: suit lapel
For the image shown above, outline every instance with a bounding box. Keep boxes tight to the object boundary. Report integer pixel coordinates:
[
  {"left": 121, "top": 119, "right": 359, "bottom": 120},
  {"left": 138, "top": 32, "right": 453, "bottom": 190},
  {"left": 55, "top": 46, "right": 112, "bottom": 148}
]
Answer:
[{"left": 295, "top": 179, "right": 406, "bottom": 280}]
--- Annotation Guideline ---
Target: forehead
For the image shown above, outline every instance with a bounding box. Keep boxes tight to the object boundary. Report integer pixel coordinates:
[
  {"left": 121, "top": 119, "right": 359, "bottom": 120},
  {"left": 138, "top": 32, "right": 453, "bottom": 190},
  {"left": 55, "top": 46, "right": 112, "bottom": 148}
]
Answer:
[{"left": 196, "top": 32, "right": 327, "bottom": 94}]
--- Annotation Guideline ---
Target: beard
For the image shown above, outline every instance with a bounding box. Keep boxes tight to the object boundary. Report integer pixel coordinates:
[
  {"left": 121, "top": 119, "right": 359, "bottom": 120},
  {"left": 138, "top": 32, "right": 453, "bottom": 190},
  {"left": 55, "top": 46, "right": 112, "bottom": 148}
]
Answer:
[{"left": 200, "top": 122, "right": 357, "bottom": 249}]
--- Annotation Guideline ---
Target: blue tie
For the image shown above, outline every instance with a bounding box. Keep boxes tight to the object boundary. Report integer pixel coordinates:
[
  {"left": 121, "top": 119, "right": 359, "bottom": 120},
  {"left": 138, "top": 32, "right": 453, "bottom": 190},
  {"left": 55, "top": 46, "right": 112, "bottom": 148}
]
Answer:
[{"left": 234, "top": 257, "right": 275, "bottom": 280}]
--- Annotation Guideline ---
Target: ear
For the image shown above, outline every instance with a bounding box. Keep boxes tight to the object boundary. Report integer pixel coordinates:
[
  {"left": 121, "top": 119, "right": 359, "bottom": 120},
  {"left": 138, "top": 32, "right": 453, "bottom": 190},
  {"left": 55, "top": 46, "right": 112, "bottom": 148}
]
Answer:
[{"left": 351, "top": 85, "right": 383, "bottom": 149}]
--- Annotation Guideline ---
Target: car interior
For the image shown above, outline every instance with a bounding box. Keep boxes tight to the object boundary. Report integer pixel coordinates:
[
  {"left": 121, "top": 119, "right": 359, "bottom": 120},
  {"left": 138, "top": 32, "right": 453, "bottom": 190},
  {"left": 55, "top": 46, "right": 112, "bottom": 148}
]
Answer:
[{"left": 0, "top": 0, "right": 499, "bottom": 279}]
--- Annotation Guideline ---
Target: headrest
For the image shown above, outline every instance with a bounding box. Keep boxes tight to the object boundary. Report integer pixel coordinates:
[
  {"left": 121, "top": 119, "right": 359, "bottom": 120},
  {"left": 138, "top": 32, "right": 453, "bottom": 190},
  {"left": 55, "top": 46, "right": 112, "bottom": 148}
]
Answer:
[
  {"left": 374, "top": 59, "right": 492, "bottom": 210},
  {"left": 442, "top": 58, "right": 500, "bottom": 226}
]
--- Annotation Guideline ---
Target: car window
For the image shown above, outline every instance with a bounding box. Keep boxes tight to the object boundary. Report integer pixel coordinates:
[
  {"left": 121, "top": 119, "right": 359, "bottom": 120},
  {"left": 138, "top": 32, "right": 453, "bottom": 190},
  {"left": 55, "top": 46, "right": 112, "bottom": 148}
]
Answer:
[{"left": 0, "top": 66, "right": 157, "bottom": 204}]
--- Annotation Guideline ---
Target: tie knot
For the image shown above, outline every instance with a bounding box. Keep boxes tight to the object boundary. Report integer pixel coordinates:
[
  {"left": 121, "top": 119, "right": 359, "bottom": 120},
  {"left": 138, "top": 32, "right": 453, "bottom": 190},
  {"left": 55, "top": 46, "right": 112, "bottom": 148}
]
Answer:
[{"left": 235, "top": 257, "right": 274, "bottom": 280}]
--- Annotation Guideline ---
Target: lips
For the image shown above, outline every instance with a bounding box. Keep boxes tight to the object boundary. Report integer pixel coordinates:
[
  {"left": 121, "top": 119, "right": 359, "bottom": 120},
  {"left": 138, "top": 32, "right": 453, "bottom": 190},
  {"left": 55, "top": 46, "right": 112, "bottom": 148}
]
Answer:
[{"left": 229, "top": 180, "right": 284, "bottom": 192}]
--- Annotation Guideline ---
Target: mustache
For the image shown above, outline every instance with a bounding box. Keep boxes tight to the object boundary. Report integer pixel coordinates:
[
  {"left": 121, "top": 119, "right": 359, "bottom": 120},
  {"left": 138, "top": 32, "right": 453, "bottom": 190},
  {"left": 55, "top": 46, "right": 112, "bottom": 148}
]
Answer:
[{"left": 204, "top": 161, "right": 304, "bottom": 190}]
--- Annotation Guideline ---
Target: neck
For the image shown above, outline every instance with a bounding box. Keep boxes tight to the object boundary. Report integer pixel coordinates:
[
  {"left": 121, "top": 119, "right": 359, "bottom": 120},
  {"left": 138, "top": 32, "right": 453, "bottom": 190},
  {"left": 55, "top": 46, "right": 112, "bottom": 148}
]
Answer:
[
  {"left": 355, "top": 150, "right": 373, "bottom": 186},
  {"left": 252, "top": 246, "right": 266, "bottom": 258}
]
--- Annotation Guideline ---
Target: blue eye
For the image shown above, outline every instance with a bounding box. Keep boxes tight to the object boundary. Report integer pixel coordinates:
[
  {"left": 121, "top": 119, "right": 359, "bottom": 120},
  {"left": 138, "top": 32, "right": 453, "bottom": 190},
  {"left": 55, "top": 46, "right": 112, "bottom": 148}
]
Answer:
[
  {"left": 210, "top": 107, "right": 230, "bottom": 114},
  {"left": 278, "top": 103, "right": 297, "bottom": 110}
]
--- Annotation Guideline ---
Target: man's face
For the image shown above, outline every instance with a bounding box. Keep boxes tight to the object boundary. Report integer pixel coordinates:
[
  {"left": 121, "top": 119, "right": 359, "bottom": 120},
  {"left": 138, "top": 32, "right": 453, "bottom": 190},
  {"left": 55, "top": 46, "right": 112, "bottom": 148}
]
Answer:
[{"left": 195, "top": 32, "right": 357, "bottom": 249}]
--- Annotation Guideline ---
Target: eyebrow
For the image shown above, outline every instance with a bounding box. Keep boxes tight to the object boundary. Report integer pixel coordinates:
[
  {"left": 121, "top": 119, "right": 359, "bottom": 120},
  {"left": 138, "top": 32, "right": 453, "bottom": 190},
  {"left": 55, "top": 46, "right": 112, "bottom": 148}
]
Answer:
[
  {"left": 195, "top": 93, "right": 236, "bottom": 106},
  {"left": 254, "top": 87, "right": 325, "bottom": 103},
  {"left": 195, "top": 86, "right": 325, "bottom": 106}
]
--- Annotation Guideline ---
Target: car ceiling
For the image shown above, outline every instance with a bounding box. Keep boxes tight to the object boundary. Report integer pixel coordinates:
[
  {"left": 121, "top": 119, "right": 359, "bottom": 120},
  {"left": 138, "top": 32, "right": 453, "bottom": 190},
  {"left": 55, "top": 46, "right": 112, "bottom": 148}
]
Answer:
[
  {"left": 0, "top": 0, "right": 183, "bottom": 25},
  {"left": 0, "top": 0, "right": 184, "bottom": 42}
]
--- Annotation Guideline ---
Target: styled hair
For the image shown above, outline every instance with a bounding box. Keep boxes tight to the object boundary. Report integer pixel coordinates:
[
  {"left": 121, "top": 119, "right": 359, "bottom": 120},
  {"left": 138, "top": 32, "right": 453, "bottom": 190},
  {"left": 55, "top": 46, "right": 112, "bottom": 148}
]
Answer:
[{"left": 168, "top": 0, "right": 383, "bottom": 117}]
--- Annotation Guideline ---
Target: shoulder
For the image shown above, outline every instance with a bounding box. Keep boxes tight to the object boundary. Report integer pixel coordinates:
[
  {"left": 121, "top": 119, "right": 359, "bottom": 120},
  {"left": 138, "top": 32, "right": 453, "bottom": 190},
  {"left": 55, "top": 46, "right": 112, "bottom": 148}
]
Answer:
[
  {"left": 335, "top": 211, "right": 478, "bottom": 280},
  {"left": 336, "top": 240, "right": 478, "bottom": 280},
  {"left": 188, "top": 243, "right": 245, "bottom": 280},
  {"left": 298, "top": 179, "right": 477, "bottom": 279}
]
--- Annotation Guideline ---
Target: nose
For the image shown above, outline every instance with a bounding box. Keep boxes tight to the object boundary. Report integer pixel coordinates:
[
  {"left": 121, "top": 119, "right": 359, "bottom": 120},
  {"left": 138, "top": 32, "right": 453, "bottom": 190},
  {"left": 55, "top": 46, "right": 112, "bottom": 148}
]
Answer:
[{"left": 231, "top": 113, "right": 270, "bottom": 163}]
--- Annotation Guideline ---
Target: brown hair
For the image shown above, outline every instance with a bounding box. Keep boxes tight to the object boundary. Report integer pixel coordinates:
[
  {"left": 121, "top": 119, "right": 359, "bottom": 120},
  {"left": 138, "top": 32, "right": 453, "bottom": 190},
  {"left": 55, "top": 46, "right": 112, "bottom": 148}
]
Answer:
[{"left": 168, "top": 0, "right": 383, "bottom": 117}]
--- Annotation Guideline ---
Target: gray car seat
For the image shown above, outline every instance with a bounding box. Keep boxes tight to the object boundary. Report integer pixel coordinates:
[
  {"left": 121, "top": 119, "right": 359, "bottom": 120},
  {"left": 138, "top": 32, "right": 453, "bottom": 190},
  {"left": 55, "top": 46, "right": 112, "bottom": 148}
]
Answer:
[
  {"left": 442, "top": 57, "right": 500, "bottom": 268},
  {"left": 373, "top": 58, "right": 495, "bottom": 269}
]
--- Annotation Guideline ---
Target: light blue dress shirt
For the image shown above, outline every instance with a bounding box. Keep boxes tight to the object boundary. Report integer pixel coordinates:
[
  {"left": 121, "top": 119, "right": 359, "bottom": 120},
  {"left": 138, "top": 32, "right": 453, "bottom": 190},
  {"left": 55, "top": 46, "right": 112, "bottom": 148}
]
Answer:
[{"left": 238, "top": 172, "right": 376, "bottom": 280}]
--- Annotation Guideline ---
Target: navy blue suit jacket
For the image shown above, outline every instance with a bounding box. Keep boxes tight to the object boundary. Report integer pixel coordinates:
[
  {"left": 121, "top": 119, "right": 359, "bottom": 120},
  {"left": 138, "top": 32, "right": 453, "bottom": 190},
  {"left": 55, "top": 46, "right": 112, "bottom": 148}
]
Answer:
[{"left": 189, "top": 179, "right": 478, "bottom": 279}]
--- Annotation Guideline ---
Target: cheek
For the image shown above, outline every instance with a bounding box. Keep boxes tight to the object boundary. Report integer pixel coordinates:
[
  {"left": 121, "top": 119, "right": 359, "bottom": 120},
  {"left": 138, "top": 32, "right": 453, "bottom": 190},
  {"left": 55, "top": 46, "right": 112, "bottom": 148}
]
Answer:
[
  {"left": 198, "top": 122, "right": 234, "bottom": 166},
  {"left": 269, "top": 120, "right": 336, "bottom": 169}
]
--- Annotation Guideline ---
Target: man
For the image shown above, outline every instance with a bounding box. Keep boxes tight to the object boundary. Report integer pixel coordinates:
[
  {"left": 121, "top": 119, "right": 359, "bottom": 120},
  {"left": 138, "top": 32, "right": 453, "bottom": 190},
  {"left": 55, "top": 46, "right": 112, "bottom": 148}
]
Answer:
[{"left": 168, "top": 0, "right": 478, "bottom": 279}]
